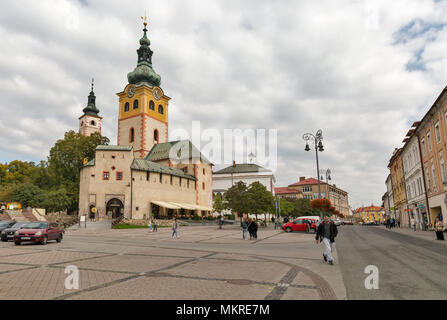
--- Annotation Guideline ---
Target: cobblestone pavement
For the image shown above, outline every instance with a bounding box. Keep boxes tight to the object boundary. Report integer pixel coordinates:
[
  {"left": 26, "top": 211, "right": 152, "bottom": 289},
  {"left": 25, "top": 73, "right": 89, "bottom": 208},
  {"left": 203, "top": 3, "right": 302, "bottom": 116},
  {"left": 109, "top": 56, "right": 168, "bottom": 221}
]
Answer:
[{"left": 0, "top": 225, "right": 347, "bottom": 300}]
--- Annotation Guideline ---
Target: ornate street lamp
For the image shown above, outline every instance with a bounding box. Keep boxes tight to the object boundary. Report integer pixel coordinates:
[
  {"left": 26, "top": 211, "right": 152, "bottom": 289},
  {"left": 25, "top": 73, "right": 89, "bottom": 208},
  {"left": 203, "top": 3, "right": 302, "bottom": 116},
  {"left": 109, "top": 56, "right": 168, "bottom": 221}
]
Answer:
[{"left": 303, "top": 129, "right": 324, "bottom": 220}]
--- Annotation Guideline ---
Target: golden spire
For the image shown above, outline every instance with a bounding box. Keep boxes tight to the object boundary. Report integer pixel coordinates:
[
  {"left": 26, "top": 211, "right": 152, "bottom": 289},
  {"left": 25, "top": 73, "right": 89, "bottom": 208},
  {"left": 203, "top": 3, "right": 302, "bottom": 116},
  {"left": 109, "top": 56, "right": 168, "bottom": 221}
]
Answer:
[{"left": 141, "top": 13, "right": 148, "bottom": 27}]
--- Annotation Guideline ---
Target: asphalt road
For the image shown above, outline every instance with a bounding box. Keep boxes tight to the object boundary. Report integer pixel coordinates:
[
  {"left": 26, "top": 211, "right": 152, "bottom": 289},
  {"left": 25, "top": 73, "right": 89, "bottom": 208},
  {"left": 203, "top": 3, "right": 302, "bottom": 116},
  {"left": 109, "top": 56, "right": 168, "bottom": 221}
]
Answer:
[{"left": 337, "top": 225, "right": 447, "bottom": 300}]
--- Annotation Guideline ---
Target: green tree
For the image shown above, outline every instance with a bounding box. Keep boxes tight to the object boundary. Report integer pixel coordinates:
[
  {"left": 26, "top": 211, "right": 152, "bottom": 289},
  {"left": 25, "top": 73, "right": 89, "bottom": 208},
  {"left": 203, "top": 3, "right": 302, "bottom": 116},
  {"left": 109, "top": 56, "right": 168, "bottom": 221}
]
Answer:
[
  {"left": 213, "top": 193, "right": 225, "bottom": 213},
  {"left": 224, "top": 181, "right": 248, "bottom": 217},
  {"left": 9, "top": 182, "right": 44, "bottom": 208},
  {"left": 278, "top": 198, "right": 294, "bottom": 217},
  {"left": 290, "top": 198, "right": 320, "bottom": 217},
  {"left": 246, "top": 182, "right": 274, "bottom": 218},
  {"left": 42, "top": 188, "right": 71, "bottom": 213},
  {"left": 47, "top": 130, "right": 109, "bottom": 212}
]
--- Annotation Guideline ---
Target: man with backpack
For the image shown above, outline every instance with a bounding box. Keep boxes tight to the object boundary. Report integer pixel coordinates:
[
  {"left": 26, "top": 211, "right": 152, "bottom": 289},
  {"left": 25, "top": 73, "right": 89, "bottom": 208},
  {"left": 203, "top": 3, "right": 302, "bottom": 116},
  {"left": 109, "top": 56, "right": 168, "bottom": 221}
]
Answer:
[{"left": 315, "top": 215, "right": 338, "bottom": 265}]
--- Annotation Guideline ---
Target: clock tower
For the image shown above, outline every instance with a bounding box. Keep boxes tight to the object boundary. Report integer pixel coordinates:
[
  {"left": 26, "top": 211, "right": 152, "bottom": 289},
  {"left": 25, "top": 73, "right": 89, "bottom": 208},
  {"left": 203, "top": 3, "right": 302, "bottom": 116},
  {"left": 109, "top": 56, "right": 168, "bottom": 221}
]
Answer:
[
  {"left": 117, "top": 19, "right": 170, "bottom": 159},
  {"left": 79, "top": 80, "right": 102, "bottom": 137}
]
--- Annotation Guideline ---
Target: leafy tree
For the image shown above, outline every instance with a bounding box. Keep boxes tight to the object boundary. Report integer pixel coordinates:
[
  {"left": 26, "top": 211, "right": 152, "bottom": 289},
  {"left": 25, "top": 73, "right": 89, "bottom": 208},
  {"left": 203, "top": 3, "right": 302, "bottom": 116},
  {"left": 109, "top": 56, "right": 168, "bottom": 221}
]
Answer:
[
  {"left": 47, "top": 131, "right": 109, "bottom": 212},
  {"left": 245, "top": 182, "right": 274, "bottom": 219},
  {"left": 9, "top": 182, "right": 44, "bottom": 208},
  {"left": 42, "top": 188, "right": 71, "bottom": 213},
  {"left": 213, "top": 193, "right": 225, "bottom": 213},
  {"left": 278, "top": 198, "right": 294, "bottom": 217},
  {"left": 224, "top": 181, "right": 248, "bottom": 217}
]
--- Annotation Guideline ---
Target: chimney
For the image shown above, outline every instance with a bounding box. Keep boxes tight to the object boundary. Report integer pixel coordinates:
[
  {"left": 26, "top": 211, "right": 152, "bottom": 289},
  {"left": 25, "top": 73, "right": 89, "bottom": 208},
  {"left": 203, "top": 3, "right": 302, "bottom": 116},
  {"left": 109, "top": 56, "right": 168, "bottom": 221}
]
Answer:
[{"left": 299, "top": 177, "right": 305, "bottom": 182}]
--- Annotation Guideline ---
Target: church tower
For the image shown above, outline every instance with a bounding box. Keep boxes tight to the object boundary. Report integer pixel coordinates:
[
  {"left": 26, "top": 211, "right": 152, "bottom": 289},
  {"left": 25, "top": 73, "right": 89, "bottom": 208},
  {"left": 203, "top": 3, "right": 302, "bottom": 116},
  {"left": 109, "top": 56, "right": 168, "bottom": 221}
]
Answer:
[
  {"left": 79, "top": 80, "right": 102, "bottom": 136},
  {"left": 117, "top": 18, "right": 170, "bottom": 159}
]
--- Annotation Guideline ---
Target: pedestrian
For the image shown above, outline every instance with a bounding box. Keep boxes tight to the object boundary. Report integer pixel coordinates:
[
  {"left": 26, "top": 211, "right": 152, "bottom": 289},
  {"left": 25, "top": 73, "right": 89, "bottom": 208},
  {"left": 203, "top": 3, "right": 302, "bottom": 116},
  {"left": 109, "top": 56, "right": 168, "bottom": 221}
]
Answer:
[
  {"left": 153, "top": 218, "right": 158, "bottom": 232},
  {"left": 411, "top": 217, "right": 417, "bottom": 231},
  {"left": 252, "top": 219, "right": 258, "bottom": 240},
  {"left": 397, "top": 220, "right": 400, "bottom": 228},
  {"left": 171, "top": 218, "right": 179, "bottom": 239},
  {"left": 248, "top": 218, "right": 254, "bottom": 240},
  {"left": 241, "top": 219, "right": 248, "bottom": 240},
  {"left": 315, "top": 215, "right": 338, "bottom": 265},
  {"left": 149, "top": 220, "right": 153, "bottom": 232},
  {"left": 219, "top": 216, "right": 224, "bottom": 229},
  {"left": 434, "top": 217, "right": 445, "bottom": 241}
]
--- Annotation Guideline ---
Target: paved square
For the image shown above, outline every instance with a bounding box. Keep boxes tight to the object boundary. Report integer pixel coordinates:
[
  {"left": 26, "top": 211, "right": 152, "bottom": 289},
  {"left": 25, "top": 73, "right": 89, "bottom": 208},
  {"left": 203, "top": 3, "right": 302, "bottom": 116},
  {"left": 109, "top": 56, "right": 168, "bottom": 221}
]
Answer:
[{"left": 0, "top": 225, "right": 346, "bottom": 300}]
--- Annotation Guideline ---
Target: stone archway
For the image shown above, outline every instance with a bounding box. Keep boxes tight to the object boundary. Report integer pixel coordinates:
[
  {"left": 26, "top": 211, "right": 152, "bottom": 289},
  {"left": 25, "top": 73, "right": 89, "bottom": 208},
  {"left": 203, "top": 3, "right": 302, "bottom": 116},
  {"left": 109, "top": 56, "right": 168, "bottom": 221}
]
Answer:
[{"left": 106, "top": 198, "right": 124, "bottom": 219}]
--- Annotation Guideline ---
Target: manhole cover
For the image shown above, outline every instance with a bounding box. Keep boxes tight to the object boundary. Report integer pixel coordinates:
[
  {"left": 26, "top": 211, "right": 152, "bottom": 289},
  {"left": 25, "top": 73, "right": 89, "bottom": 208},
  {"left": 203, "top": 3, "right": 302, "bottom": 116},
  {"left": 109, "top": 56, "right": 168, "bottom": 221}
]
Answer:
[{"left": 226, "top": 279, "right": 255, "bottom": 285}]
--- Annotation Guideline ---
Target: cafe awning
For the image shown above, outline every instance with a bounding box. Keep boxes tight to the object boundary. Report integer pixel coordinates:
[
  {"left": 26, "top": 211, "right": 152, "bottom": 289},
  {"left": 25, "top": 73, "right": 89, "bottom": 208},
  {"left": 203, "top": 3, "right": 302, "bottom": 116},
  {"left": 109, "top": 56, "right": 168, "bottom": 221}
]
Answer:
[
  {"left": 171, "top": 202, "right": 198, "bottom": 210},
  {"left": 151, "top": 201, "right": 181, "bottom": 210}
]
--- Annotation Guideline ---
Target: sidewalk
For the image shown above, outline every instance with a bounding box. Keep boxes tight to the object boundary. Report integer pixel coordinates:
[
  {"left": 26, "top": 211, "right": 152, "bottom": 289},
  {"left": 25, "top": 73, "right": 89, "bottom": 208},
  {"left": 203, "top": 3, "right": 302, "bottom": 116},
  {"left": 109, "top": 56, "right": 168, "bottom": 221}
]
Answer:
[{"left": 380, "top": 226, "right": 447, "bottom": 244}]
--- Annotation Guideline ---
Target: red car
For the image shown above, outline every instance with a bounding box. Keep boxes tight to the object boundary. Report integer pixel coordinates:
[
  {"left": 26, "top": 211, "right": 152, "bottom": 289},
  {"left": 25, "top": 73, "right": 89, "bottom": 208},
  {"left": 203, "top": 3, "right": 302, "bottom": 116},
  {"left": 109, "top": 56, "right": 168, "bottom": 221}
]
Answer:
[
  {"left": 282, "top": 218, "right": 317, "bottom": 233},
  {"left": 14, "top": 222, "right": 63, "bottom": 245}
]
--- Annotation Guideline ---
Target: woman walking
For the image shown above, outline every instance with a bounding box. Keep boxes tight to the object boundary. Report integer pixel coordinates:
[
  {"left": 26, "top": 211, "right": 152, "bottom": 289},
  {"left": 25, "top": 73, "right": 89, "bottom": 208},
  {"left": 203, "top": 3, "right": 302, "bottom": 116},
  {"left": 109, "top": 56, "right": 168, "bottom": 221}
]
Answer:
[{"left": 435, "top": 217, "right": 445, "bottom": 241}]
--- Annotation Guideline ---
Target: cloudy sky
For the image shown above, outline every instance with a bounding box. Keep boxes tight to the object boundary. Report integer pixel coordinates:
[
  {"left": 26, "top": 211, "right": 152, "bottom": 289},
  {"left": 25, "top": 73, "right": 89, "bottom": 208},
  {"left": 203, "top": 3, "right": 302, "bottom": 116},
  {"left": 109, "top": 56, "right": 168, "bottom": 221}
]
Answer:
[{"left": 1, "top": 0, "right": 447, "bottom": 209}]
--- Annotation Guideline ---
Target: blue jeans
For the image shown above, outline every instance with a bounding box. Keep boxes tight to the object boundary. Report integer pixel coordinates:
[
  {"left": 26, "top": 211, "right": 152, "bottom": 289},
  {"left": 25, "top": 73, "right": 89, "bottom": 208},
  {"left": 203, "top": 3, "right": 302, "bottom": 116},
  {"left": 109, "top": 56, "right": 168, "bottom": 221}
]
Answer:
[
  {"left": 242, "top": 229, "right": 248, "bottom": 239},
  {"left": 253, "top": 230, "right": 257, "bottom": 239},
  {"left": 172, "top": 228, "right": 178, "bottom": 238}
]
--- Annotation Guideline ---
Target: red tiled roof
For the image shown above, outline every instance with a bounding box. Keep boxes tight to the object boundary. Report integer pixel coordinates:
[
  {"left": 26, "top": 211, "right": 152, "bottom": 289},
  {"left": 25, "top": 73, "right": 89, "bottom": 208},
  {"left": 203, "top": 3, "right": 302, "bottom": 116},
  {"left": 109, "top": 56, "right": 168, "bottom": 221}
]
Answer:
[
  {"left": 288, "top": 177, "right": 327, "bottom": 187},
  {"left": 275, "top": 187, "right": 302, "bottom": 195}
]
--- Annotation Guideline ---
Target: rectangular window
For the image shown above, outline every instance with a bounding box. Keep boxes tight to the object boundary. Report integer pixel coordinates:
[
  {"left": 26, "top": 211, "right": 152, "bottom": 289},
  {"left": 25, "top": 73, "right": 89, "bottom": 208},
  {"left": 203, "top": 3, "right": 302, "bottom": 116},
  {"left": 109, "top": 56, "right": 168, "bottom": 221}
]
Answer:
[
  {"left": 116, "top": 172, "right": 123, "bottom": 181},
  {"left": 146, "top": 172, "right": 150, "bottom": 181},
  {"left": 159, "top": 173, "right": 162, "bottom": 183},
  {"left": 421, "top": 138, "right": 426, "bottom": 156},
  {"left": 435, "top": 122, "right": 441, "bottom": 143},
  {"left": 103, "top": 171, "right": 110, "bottom": 180},
  {"left": 427, "top": 132, "right": 432, "bottom": 151},
  {"left": 170, "top": 175, "right": 173, "bottom": 185},
  {"left": 425, "top": 168, "right": 431, "bottom": 193},
  {"left": 432, "top": 164, "right": 437, "bottom": 192},
  {"left": 441, "top": 157, "right": 447, "bottom": 184},
  {"left": 187, "top": 179, "right": 190, "bottom": 188},
  {"left": 179, "top": 177, "right": 182, "bottom": 187}
]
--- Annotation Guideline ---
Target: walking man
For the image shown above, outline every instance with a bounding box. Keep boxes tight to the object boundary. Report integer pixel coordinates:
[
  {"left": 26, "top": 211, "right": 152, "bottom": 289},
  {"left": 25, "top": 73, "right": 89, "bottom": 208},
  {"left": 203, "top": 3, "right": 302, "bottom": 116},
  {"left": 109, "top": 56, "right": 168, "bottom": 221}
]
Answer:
[
  {"left": 171, "top": 218, "right": 179, "bottom": 239},
  {"left": 153, "top": 218, "right": 158, "bottom": 232},
  {"left": 316, "top": 215, "right": 338, "bottom": 265}
]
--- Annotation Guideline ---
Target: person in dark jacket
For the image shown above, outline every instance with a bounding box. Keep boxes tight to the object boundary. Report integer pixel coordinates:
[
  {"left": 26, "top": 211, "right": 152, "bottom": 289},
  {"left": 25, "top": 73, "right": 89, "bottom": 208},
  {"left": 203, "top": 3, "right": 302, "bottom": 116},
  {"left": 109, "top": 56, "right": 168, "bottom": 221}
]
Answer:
[
  {"left": 252, "top": 219, "right": 258, "bottom": 239},
  {"left": 315, "top": 215, "right": 338, "bottom": 265}
]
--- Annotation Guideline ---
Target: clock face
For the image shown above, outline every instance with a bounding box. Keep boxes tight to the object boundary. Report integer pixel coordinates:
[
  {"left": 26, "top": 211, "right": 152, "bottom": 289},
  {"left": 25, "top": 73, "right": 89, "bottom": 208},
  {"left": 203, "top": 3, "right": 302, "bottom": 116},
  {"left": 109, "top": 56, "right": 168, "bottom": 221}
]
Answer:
[
  {"left": 127, "top": 85, "right": 136, "bottom": 98},
  {"left": 153, "top": 87, "right": 161, "bottom": 101}
]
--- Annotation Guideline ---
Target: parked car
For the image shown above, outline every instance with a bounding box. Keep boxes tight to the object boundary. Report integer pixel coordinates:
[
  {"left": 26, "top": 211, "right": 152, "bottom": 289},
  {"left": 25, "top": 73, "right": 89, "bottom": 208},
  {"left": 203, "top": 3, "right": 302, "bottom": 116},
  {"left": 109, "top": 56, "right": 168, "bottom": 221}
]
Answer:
[
  {"left": 282, "top": 218, "right": 318, "bottom": 233},
  {"left": 14, "top": 222, "right": 63, "bottom": 245},
  {"left": 0, "top": 221, "right": 16, "bottom": 233},
  {"left": 343, "top": 221, "right": 354, "bottom": 225},
  {"left": 1, "top": 222, "right": 30, "bottom": 241}
]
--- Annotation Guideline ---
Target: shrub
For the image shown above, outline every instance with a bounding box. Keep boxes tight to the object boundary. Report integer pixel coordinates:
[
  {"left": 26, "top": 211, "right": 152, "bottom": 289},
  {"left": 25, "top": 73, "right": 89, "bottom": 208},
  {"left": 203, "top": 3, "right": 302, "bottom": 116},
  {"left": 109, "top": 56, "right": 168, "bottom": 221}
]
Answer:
[
  {"left": 227, "top": 214, "right": 235, "bottom": 220},
  {"left": 192, "top": 214, "right": 201, "bottom": 220},
  {"left": 207, "top": 215, "right": 215, "bottom": 221}
]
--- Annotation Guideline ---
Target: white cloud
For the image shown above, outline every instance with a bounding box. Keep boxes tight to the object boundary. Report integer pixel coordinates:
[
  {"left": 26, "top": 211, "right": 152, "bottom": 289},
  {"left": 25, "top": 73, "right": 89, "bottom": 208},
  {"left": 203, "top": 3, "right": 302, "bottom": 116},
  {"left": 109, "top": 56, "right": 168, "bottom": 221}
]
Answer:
[{"left": 0, "top": 0, "right": 447, "bottom": 209}]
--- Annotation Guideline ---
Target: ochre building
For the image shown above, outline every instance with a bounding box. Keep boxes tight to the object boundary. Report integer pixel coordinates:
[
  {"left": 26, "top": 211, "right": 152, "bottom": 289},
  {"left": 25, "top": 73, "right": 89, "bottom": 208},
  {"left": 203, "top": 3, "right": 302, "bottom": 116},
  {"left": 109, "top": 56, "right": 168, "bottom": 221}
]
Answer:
[{"left": 78, "top": 22, "right": 213, "bottom": 221}]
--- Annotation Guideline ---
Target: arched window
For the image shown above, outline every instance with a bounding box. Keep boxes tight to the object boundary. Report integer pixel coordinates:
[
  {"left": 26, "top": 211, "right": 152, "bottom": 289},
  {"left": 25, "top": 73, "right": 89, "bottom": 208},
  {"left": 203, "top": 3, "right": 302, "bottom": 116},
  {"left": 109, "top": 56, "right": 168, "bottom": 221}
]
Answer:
[
  {"left": 158, "top": 105, "right": 164, "bottom": 114},
  {"left": 130, "top": 128, "right": 135, "bottom": 143},
  {"left": 149, "top": 100, "right": 155, "bottom": 111},
  {"left": 133, "top": 100, "right": 139, "bottom": 109},
  {"left": 90, "top": 120, "right": 96, "bottom": 126},
  {"left": 154, "top": 129, "right": 159, "bottom": 144},
  {"left": 124, "top": 102, "right": 130, "bottom": 112}
]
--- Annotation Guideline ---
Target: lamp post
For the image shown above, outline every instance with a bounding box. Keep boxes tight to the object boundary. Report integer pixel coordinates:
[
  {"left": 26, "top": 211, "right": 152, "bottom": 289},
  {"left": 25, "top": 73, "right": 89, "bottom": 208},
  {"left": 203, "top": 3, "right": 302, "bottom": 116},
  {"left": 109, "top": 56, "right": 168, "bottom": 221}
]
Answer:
[{"left": 303, "top": 130, "right": 324, "bottom": 220}]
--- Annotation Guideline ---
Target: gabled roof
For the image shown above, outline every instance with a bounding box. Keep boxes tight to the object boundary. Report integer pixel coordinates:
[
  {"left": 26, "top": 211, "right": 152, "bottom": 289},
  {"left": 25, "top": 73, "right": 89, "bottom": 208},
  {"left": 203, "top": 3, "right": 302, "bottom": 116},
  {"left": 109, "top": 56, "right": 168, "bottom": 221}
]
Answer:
[
  {"left": 145, "top": 140, "right": 211, "bottom": 165},
  {"left": 214, "top": 163, "right": 271, "bottom": 175},
  {"left": 288, "top": 177, "right": 327, "bottom": 187},
  {"left": 131, "top": 159, "right": 196, "bottom": 180},
  {"left": 274, "top": 187, "right": 302, "bottom": 195},
  {"left": 96, "top": 145, "right": 133, "bottom": 151}
]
